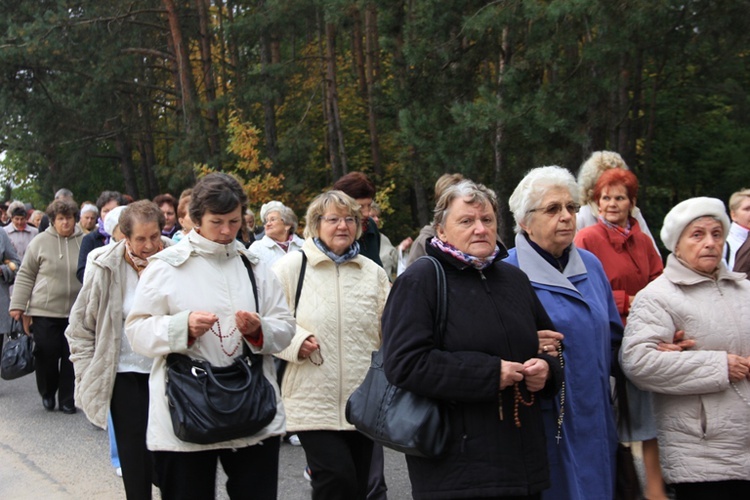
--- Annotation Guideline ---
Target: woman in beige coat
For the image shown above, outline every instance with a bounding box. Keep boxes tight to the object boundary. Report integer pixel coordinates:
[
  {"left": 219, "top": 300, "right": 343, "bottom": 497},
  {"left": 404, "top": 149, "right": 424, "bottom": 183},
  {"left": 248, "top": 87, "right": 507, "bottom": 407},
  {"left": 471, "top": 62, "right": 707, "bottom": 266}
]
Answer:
[
  {"left": 273, "top": 190, "right": 390, "bottom": 500},
  {"left": 66, "top": 201, "right": 166, "bottom": 499}
]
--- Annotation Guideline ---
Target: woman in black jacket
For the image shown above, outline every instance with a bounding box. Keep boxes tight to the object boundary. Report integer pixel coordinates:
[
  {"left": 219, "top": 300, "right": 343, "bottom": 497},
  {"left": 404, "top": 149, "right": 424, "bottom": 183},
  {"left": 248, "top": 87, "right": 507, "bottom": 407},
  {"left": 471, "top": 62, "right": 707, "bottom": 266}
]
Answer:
[{"left": 381, "top": 180, "right": 563, "bottom": 499}]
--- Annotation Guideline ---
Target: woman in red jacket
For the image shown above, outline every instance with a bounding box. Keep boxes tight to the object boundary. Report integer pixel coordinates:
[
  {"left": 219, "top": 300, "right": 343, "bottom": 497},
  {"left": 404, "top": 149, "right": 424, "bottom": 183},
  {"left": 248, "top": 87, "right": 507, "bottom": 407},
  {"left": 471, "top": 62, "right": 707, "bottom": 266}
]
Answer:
[{"left": 574, "top": 168, "right": 666, "bottom": 500}]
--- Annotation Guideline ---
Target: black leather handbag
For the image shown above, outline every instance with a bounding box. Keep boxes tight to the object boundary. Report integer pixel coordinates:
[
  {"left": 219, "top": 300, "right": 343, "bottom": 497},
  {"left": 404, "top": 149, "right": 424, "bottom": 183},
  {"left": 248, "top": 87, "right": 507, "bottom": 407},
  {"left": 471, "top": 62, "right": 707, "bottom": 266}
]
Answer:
[
  {"left": 165, "top": 255, "right": 277, "bottom": 444},
  {"left": 1, "top": 319, "right": 35, "bottom": 380},
  {"left": 346, "top": 256, "right": 451, "bottom": 458},
  {"left": 165, "top": 347, "right": 277, "bottom": 444}
]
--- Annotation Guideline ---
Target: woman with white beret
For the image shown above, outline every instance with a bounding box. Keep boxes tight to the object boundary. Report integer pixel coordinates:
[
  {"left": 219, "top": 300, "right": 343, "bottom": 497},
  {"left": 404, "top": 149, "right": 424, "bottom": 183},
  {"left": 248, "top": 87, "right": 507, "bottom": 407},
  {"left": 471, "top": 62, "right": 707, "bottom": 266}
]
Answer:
[{"left": 622, "top": 197, "right": 750, "bottom": 498}]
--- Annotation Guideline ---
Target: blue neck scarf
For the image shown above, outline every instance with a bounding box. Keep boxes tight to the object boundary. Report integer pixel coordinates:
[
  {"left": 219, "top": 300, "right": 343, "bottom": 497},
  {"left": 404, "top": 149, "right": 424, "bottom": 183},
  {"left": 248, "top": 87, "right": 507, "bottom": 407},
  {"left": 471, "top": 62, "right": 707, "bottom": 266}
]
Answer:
[{"left": 313, "top": 238, "right": 360, "bottom": 264}]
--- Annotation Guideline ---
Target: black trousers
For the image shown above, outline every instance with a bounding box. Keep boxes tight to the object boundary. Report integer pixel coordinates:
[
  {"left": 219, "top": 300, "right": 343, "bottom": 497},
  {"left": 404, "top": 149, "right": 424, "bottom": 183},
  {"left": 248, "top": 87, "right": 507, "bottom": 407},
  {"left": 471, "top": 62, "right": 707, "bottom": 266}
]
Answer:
[
  {"left": 367, "top": 444, "right": 388, "bottom": 500},
  {"left": 297, "top": 430, "right": 374, "bottom": 500},
  {"left": 152, "top": 436, "right": 280, "bottom": 500},
  {"left": 110, "top": 372, "right": 153, "bottom": 500},
  {"left": 672, "top": 480, "right": 750, "bottom": 499},
  {"left": 32, "top": 316, "right": 74, "bottom": 406}
]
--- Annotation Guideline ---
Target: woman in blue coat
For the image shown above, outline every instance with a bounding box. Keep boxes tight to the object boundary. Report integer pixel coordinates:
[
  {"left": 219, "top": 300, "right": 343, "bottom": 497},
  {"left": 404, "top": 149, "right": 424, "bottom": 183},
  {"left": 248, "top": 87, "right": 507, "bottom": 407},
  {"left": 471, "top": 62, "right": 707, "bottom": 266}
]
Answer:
[{"left": 504, "top": 166, "right": 622, "bottom": 500}]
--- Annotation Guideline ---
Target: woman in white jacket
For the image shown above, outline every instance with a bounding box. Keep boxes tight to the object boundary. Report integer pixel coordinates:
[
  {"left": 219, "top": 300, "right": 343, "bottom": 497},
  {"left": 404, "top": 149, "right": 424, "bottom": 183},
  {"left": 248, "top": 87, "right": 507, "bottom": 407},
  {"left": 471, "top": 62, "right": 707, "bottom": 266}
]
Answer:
[
  {"left": 125, "top": 173, "right": 295, "bottom": 500},
  {"left": 622, "top": 197, "right": 750, "bottom": 498},
  {"left": 272, "top": 190, "right": 390, "bottom": 500},
  {"left": 249, "top": 202, "right": 304, "bottom": 265}
]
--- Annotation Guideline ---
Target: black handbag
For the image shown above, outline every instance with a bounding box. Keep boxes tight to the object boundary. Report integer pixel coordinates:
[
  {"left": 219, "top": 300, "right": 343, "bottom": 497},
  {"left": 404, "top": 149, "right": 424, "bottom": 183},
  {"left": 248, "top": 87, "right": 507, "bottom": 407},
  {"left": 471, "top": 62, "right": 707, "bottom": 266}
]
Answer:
[
  {"left": 165, "top": 255, "right": 277, "bottom": 444},
  {"left": 1, "top": 319, "right": 35, "bottom": 380},
  {"left": 346, "top": 256, "right": 451, "bottom": 458}
]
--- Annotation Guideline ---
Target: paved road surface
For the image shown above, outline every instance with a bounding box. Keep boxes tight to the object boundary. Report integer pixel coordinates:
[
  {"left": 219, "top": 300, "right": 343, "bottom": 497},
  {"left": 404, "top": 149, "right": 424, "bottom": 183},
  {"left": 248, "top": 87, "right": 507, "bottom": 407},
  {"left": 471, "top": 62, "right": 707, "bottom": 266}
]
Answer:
[{"left": 0, "top": 371, "right": 412, "bottom": 499}]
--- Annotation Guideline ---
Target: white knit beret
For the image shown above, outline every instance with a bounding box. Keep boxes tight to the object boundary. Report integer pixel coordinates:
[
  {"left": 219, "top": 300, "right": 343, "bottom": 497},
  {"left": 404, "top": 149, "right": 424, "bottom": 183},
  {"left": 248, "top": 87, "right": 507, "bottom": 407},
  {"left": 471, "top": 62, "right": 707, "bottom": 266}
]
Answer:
[
  {"left": 104, "top": 205, "right": 127, "bottom": 237},
  {"left": 660, "top": 197, "right": 730, "bottom": 253},
  {"left": 260, "top": 200, "right": 284, "bottom": 223}
]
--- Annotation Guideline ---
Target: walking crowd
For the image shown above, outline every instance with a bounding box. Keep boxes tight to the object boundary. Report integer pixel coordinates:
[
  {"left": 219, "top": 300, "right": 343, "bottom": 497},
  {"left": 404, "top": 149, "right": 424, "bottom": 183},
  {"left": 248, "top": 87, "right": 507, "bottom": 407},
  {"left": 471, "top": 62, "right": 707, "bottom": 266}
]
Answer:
[{"left": 1, "top": 151, "right": 749, "bottom": 500}]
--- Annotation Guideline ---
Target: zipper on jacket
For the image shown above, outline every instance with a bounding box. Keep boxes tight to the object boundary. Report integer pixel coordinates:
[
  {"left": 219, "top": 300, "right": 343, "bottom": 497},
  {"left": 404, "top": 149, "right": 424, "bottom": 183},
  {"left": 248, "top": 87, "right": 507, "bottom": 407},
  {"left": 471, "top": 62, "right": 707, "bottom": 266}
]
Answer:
[{"left": 335, "top": 264, "right": 345, "bottom": 428}]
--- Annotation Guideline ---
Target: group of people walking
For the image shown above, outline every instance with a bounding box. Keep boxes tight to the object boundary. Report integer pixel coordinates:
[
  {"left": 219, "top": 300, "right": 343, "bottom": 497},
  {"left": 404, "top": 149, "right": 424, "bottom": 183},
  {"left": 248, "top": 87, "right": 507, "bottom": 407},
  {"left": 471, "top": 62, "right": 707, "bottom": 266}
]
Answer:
[{"left": 2, "top": 151, "right": 749, "bottom": 500}]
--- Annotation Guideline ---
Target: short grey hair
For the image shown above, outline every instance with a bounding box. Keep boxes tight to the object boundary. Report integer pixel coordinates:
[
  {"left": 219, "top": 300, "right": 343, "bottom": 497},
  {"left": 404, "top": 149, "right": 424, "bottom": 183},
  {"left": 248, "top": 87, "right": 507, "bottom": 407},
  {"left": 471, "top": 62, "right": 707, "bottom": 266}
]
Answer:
[
  {"left": 509, "top": 166, "right": 579, "bottom": 234},
  {"left": 265, "top": 205, "right": 299, "bottom": 236},
  {"left": 433, "top": 180, "right": 498, "bottom": 229},
  {"left": 304, "top": 190, "right": 362, "bottom": 240},
  {"left": 54, "top": 188, "right": 74, "bottom": 200}
]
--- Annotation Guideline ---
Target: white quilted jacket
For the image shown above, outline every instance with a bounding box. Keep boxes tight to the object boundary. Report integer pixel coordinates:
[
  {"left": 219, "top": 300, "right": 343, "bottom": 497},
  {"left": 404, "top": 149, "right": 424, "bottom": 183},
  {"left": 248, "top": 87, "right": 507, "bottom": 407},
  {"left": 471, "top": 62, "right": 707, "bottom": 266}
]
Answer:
[
  {"left": 272, "top": 238, "right": 390, "bottom": 432},
  {"left": 622, "top": 254, "right": 750, "bottom": 483}
]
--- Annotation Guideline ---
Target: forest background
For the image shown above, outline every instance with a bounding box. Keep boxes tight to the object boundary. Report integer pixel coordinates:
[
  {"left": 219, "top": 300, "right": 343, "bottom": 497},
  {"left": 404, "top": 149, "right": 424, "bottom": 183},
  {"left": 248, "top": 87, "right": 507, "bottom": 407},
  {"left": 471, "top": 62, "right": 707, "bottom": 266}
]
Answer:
[{"left": 1, "top": 0, "right": 749, "bottom": 248}]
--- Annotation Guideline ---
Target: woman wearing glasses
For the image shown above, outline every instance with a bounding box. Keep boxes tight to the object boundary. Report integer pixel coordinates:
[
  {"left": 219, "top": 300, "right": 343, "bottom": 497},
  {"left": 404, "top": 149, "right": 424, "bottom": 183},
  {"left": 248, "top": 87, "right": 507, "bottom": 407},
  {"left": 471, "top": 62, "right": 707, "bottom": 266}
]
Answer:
[
  {"left": 272, "top": 190, "right": 390, "bottom": 500},
  {"left": 250, "top": 201, "right": 304, "bottom": 265},
  {"left": 504, "top": 166, "right": 622, "bottom": 500},
  {"left": 574, "top": 168, "right": 667, "bottom": 499}
]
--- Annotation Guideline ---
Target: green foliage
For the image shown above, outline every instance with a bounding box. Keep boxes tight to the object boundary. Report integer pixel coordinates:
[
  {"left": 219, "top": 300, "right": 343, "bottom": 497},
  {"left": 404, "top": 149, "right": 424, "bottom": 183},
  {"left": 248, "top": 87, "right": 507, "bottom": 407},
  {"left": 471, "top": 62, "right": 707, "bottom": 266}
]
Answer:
[{"left": 0, "top": 0, "right": 749, "bottom": 241}]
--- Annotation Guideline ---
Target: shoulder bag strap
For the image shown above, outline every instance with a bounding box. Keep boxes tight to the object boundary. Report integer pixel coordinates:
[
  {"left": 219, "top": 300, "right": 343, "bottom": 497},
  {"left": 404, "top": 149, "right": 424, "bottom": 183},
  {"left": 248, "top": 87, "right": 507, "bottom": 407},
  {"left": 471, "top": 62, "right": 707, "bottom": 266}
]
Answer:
[
  {"left": 293, "top": 251, "right": 307, "bottom": 318},
  {"left": 240, "top": 255, "right": 260, "bottom": 312},
  {"left": 420, "top": 256, "right": 447, "bottom": 348}
]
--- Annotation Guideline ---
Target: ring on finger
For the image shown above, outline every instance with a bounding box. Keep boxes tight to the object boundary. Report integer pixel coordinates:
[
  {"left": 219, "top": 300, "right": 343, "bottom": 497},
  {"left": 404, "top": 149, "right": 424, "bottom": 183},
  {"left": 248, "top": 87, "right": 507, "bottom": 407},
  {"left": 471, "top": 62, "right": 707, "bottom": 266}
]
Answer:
[{"left": 543, "top": 345, "right": 549, "bottom": 352}]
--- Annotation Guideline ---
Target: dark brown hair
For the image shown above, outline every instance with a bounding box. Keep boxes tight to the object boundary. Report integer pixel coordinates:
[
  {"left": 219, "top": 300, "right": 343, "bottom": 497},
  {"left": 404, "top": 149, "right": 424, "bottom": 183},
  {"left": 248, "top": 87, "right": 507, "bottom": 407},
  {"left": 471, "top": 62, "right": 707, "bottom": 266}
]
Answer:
[
  {"left": 46, "top": 199, "right": 79, "bottom": 219},
  {"left": 333, "top": 172, "right": 375, "bottom": 199},
  {"left": 189, "top": 173, "right": 248, "bottom": 223}
]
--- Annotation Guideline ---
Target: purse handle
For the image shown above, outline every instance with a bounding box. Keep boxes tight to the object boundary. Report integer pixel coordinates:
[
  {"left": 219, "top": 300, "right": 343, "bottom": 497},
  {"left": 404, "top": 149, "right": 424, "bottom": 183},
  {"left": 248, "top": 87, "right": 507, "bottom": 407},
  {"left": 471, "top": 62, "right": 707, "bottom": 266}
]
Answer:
[
  {"left": 201, "top": 360, "right": 254, "bottom": 414},
  {"left": 418, "top": 256, "right": 447, "bottom": 348}
]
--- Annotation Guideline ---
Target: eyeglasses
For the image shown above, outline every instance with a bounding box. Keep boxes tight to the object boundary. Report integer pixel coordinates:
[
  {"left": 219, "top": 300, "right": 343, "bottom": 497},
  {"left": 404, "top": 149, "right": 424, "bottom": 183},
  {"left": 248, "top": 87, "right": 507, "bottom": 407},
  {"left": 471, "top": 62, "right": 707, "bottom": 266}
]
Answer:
[
  {"left": 320, "top": 216, "right": 357, "bottom": 226},
  {"left": 529, "top": 202, "right": 581, "bottom": 217},
  {"left": 265, "top": 217, "right": 281, "bottom": 224}
]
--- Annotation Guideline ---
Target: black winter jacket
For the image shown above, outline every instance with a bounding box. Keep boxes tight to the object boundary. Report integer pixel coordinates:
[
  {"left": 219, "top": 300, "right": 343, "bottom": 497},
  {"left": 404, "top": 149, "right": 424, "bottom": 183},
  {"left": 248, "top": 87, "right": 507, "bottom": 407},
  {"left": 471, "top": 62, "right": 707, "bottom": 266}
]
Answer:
[{"left": 381, "top": 243, "right": 562, "bottom": 499}]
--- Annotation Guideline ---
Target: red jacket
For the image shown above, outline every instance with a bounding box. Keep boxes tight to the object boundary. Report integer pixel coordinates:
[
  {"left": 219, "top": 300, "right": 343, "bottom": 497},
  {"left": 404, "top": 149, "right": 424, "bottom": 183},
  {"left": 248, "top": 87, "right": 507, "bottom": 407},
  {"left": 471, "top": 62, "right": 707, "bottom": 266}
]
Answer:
[{"left": 574, "top": 218, "right": 663, "bottom": 325}]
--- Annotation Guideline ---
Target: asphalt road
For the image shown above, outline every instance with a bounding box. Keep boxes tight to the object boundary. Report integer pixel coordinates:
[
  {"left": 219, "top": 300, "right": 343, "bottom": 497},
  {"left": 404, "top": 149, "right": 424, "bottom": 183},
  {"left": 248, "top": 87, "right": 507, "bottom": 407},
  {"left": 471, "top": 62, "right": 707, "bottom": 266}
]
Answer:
[{"left": 0, "top": 371, "right": 412, "bottom": 499}]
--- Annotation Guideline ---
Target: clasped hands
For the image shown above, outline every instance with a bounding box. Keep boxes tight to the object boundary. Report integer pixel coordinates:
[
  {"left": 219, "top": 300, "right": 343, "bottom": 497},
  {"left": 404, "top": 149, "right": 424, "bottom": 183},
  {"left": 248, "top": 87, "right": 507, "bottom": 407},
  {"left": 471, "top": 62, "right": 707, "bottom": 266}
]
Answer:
[
  {"left": 187, "top": 310, "right": 261, "bottom": 340},
  {"left": 500, "top": 358, "right": 549, "bottom": 392}
]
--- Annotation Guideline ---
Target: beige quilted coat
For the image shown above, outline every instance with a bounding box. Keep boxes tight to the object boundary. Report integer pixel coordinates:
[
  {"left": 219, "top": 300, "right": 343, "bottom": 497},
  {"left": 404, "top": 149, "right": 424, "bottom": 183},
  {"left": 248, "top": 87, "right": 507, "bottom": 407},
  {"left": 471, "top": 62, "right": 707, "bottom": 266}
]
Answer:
[
  {"left": 272, "top": 238, "right": 390, "bottom": 432},
  {"left": 622, "top": 254, "right": 750, "bottom": 484}
]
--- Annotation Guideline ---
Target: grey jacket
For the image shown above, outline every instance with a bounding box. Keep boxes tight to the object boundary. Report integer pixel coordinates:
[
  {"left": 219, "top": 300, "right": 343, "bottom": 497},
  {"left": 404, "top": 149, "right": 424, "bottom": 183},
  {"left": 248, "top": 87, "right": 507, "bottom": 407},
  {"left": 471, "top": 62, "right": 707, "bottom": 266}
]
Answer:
[
  {"left": 0, "top": 230, "right": 21, "bottom": 333},
  {"left": 10, "top": 225, "right": 83, "bottom": 318},
  {"left": 622, "top": 254, "right": 750, "bottom": 483}
]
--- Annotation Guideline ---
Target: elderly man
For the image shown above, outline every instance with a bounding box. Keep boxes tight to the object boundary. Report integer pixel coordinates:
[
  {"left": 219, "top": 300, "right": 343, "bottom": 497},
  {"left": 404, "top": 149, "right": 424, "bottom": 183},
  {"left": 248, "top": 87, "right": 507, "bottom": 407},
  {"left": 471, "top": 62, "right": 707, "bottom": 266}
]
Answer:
[{"left": 724, "top": 188, "right": 750, "bottom": 269}]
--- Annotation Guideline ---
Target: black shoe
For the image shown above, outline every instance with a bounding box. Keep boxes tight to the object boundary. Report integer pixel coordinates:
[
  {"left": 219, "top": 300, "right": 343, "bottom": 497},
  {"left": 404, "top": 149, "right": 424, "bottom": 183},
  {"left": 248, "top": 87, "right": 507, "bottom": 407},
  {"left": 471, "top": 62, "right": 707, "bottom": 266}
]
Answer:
[
  {"left": 42, "top": 397, "right": 56, "bottom": 411},
  {"left": 60, "top": 403, "right": 76, "bottom": 414}
]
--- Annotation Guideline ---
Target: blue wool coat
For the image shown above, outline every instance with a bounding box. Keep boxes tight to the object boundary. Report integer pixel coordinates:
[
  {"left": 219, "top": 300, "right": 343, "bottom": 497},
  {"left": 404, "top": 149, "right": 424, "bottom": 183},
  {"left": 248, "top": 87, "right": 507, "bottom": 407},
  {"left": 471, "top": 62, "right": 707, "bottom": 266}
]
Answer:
[{"left": 504, "top": 234, "right": 621, "bottom": 500}]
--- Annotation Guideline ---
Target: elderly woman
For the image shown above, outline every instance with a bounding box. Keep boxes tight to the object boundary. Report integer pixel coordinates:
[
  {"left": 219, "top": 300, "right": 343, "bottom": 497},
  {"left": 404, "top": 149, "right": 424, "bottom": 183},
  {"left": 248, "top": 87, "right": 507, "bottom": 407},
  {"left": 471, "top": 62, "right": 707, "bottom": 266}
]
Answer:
[
  {"left": 622, "top": 197, "right": 750, "bottom": 498},
  {"left": 78, "top": 203, "right": 99, "bottom": 234},
  {"left": 125, "top": 173, "right": 295, "bottom": 500},
  {"left": 381, "top": 180, "right": 562, "bottom": 499},
  {"left": 574, "top": 167, "right": 666, "bottom": 499},
  {"left": 10, "top": 199, "right": 83, "bottom": 414},
  {"left": 504, "top": 166, "right": 622, "bottom": 500},
  {"left": 67, "top": 201, "right": 167, "bottom": 499},
  {"left": 153, "top": 193, "right": 179, "bottom": 239},
  {"left": 272, "top": 190, "right": 390, "bottom": 500},
  {"left": 0, "top": 230, "right": 21, "bottom": 354},
  {"left": 576, "top": 151, "right": 658, "bottom": 251},
  {"left": 250, "top": 202, "right": 303, "bottom": 265},
  {"left": 77, "top": 190, "right": 126, "bottom": 283}
]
